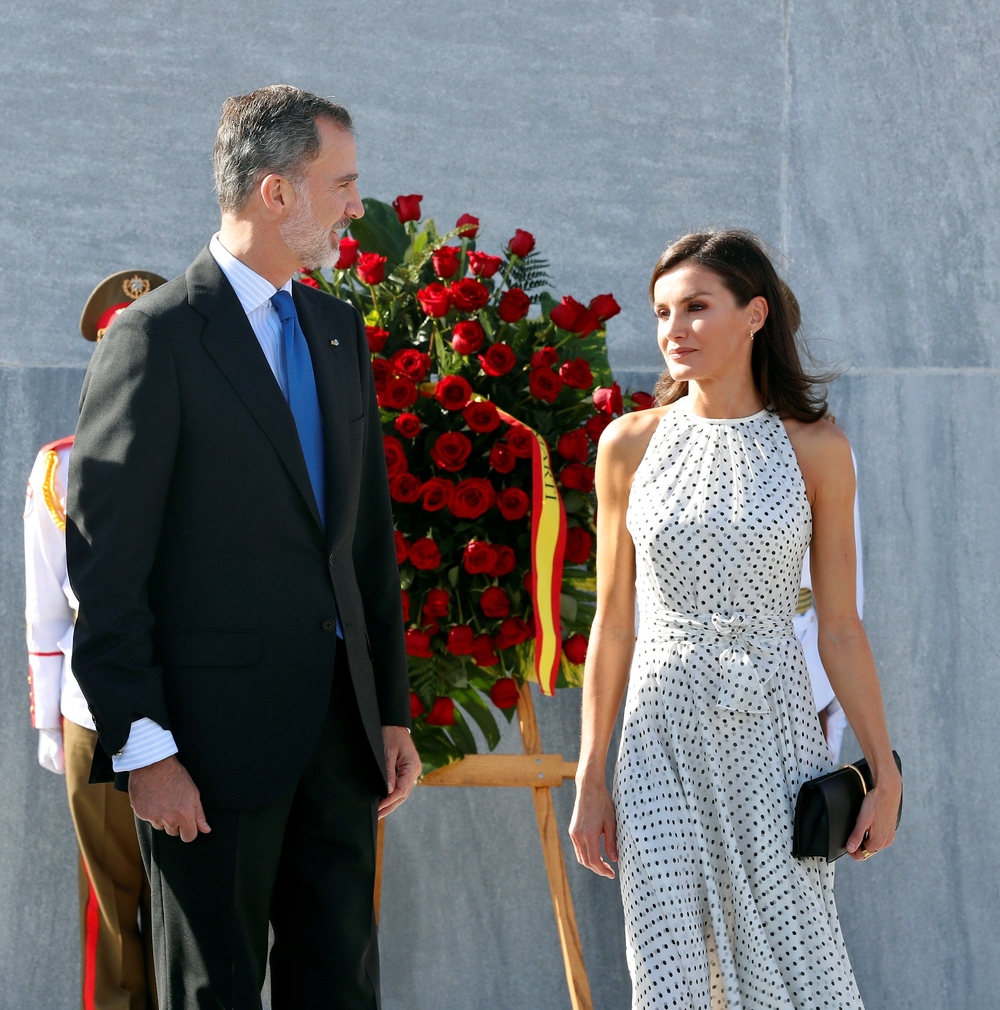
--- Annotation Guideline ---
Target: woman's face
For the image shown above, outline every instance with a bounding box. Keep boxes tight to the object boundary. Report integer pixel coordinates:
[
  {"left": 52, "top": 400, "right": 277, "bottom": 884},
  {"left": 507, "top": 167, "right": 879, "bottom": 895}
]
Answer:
[{"left": 653, "top": 263, "right": 766, "bottom": 383}]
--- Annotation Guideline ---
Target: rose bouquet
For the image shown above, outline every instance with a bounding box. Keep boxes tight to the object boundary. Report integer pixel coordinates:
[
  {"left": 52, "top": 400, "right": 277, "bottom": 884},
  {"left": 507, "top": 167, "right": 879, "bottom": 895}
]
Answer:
[{"left": 301, "top": 196, "right": 652, "bottom": 771}]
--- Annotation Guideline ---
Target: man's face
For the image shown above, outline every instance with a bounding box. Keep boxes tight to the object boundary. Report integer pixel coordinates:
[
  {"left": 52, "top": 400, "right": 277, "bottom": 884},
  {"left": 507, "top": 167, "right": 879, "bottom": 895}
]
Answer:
[{"left": 279, "top": 118, "right": 364, "bottom": 271}]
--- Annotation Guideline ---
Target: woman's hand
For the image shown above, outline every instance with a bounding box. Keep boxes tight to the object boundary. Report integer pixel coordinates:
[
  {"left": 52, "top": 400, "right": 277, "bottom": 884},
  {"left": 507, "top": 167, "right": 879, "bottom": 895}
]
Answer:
[
  {"left": 569, "top": 774, "right": 619, "bottom": 878},
  {"left": 846, "top": 766, "right": 902, "bottom": 861}
]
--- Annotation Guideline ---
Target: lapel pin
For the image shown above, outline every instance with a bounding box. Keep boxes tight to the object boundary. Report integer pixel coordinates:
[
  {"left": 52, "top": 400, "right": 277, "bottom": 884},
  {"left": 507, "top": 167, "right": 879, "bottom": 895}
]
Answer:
[{"left": 330, "top": 339, "right": 340, "bottom": 346}]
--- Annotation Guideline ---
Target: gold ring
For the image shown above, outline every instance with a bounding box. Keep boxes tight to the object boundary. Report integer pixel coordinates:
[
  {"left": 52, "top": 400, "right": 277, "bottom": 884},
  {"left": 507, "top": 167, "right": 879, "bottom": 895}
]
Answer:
[{"left": 861, "top": 846, "right": 876, "bottom": 860}]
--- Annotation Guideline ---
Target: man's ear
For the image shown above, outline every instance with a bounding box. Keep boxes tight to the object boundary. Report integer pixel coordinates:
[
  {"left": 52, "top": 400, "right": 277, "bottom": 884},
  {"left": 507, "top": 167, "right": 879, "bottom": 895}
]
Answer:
[{"left": 259, "top": 173, "right": 294, "bottom": 217}]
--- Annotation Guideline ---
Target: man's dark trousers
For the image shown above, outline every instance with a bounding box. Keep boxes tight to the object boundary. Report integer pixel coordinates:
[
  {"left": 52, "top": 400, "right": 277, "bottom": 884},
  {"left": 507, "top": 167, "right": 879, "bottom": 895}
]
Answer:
[
  {"left": 67, "top": 248, "right": 410, "bottom": 1010},
  {"left": 137, "top": 648, "right": 381, "bottom": 1010}
]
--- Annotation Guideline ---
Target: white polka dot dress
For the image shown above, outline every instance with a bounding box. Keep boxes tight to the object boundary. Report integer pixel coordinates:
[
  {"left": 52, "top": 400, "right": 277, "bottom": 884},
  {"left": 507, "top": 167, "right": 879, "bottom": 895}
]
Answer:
[{"left": 614, "top": 399, "right": 864, "bottom": 1009}]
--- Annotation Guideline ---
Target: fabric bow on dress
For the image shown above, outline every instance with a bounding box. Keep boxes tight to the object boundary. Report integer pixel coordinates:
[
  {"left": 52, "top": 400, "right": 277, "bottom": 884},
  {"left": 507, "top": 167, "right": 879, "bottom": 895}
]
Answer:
[{"left": 646, "top": 610, "right": 794, "bottom": 714}]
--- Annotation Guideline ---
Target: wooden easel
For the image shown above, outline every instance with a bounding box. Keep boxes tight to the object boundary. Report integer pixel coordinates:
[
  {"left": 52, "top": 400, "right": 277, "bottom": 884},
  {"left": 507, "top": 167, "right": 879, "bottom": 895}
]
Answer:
[{"left": 374, "top": 681, "right": 593, "bottom": 1010}]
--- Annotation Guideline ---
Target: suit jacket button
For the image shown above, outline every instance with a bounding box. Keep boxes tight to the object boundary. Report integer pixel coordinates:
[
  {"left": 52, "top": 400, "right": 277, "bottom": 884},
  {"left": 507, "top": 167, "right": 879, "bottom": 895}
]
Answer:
[{"left": 322, "top": 619, "right": 336, "bottom": 632}]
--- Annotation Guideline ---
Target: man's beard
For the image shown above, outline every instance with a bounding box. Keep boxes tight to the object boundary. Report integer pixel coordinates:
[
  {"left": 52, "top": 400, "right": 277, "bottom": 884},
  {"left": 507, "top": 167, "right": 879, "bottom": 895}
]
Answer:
[{"left": 279, "top": 189, "right": 348, "bottom": 271}]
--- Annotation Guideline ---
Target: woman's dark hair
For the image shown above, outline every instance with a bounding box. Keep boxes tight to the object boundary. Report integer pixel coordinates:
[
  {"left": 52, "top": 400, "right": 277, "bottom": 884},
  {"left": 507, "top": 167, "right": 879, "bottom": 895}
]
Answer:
[{"left": 650, "top": 230, "right": 829, "bottom": 422}]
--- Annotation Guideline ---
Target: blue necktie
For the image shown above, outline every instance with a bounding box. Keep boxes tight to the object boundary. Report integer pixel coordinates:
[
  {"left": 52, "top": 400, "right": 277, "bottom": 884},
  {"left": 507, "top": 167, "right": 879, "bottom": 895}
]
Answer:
[{"left": 270, "top": 290, "right": 326, "bottom": 528}]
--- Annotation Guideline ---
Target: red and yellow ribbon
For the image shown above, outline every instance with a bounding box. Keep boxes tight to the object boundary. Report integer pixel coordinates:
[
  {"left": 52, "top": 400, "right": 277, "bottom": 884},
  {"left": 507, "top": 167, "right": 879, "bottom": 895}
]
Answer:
[{"left": 495, "top": 408, "right": 567, "bottom": 695}]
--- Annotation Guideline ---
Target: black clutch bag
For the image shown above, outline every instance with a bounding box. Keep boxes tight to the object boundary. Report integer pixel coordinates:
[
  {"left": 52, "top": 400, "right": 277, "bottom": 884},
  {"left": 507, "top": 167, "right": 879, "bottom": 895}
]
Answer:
[{"left": 792, "top": 751, "right": 902, "bottom": 861}]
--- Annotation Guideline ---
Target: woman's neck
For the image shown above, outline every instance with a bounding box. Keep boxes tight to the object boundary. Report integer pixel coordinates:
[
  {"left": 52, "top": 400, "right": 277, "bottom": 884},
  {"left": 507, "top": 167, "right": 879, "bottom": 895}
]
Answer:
[{"left": 685, "top": 377, "right": 764, "bottom": 419}]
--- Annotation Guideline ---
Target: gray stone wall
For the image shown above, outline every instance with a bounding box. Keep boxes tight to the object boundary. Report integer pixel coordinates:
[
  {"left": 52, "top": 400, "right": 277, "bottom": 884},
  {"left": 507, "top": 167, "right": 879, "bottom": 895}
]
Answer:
[{"left": 2, "top": 2, "right": 997, "bottom": 1007}]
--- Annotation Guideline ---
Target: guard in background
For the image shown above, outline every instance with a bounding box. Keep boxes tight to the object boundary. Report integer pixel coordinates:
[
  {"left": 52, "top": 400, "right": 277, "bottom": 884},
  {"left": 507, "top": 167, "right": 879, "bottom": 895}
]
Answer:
[
  {"left": 795, "top": 478, "right": 863, "bottom": 763},
  {"left": 25, "top": 270, "right": 165, "bottom": 1010}
]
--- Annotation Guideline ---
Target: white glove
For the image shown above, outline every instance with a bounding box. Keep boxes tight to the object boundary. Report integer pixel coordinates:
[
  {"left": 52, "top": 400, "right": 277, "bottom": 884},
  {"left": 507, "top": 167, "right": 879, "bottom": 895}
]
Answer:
[
  {"left": 37, "top": 728, "right": 65, "bottom": 774},
  {"left": 824, "top": 699, "right": 848, "bottom": 765}
]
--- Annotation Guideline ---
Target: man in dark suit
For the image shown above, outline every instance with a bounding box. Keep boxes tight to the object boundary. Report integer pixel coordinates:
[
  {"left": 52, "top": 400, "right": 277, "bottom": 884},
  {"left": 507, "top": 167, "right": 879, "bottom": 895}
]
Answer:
[{"left": 67, "top": 85, "right": 419, "bottom": 1009}]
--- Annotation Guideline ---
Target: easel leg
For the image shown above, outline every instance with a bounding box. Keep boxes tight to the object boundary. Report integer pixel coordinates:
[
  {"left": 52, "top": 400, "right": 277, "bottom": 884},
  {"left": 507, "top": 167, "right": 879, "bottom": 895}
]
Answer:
[
  {"left": 519, "top": 683, "right": 594, "bottom": 1010},
  {"left": 374, "top": 818, "right": 385, "bottom": 924}
]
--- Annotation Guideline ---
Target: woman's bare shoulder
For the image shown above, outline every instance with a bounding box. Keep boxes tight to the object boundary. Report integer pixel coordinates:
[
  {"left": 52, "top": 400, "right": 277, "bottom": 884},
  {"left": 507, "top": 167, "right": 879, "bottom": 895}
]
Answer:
[
  {"left": 598, "top": 404, "right": 674, "bottom": 478},
  {"left": 782, "top": 416, "right": 855, "bottom": 494}
]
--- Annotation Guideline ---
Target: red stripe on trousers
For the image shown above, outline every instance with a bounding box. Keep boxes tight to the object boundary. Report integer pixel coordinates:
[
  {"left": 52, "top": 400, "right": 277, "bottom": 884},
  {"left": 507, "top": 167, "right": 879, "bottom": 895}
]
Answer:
[{"left": 83, "top": 862, "right": 99, "bottom": 1010}]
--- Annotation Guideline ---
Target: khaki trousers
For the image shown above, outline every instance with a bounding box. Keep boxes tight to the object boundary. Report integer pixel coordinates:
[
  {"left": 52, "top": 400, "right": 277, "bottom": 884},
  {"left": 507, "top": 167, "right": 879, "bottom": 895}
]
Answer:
[{"left": 63, "top": 719, "right": 157, "bottom": 1010}]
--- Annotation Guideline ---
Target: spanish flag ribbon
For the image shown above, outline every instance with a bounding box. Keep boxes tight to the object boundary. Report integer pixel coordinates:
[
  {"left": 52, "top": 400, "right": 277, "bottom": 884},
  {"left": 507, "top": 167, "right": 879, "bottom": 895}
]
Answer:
[{"left": 494, "top": 408, "right": 567, "bottom": 695}]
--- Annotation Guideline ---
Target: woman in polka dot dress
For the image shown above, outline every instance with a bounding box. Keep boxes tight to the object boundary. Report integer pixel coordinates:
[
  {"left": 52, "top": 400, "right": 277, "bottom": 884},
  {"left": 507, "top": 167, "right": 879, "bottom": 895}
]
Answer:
[{"left": 569, "top": 231, "right": 901, "bottom": 1009}]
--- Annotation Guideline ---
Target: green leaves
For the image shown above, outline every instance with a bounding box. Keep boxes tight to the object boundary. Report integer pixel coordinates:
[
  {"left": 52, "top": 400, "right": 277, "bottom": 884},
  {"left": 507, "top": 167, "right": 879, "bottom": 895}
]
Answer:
[
  {"left": 348, "top": 198, "right": 410, "bottom": 266},
  {"left": 452, "top": 687, "right": 502, "bottom": 751}
]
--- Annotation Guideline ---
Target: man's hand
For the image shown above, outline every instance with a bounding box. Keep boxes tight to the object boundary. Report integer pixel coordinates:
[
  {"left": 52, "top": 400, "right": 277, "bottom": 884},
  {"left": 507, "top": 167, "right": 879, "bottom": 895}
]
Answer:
[
  {"left": 37, "top": 729, "right": 66, "bottom": 775},
  {"left": 128, "top": 755, "right": 211, "bottom": 842},
  {"left": 378, "top": 726, "right": 420, "bottom": 820}
]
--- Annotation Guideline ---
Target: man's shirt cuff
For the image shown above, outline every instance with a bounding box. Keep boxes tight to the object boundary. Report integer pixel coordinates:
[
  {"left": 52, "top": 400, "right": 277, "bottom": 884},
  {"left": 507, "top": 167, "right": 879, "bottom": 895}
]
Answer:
[{"left": 111, "top": 717, "right": 179, "bottom": 772}]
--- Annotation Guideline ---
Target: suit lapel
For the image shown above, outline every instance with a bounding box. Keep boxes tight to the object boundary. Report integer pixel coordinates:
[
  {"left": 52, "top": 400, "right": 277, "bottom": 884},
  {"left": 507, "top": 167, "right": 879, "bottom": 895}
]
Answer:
[
  {"left": 294, "top": 283, "right": 349, "bottom": 546},
  {"left": 187, "top": 248, "right": 324, "bottom": 532}
]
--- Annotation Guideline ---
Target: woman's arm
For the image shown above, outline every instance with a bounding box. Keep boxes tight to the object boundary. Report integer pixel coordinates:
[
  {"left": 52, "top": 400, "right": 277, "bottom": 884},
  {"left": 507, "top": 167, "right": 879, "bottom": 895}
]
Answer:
[
  {"left": 788, "top": 419, "right": 902, "bottom": 859},
  {"left": 569, "top": 409, "right": 664, "bottom": 877}
]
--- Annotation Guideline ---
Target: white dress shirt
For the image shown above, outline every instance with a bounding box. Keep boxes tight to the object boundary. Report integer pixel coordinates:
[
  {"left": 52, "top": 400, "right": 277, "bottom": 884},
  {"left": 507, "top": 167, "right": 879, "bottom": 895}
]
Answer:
[{"left": 113, "top": 236, "right": 297, "bottom": 773}]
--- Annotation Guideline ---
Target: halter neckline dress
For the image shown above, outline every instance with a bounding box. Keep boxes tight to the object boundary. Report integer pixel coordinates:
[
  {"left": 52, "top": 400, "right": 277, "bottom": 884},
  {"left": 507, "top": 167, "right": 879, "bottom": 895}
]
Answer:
[{"left": 615, "top": 397, "right": 864, "bottom": 1009}]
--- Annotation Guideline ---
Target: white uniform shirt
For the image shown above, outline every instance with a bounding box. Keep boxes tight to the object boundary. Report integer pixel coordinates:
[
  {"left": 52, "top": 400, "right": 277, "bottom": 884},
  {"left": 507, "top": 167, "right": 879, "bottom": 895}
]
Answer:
[
  {"left": 24, "top": 439, "right": 94, "bottom": 731},
  {"left": 112, "top": 237, "right": 299, "bottom": 771},
  {"left": 794, "top": 454, "right": 864, "bottom": 712}
]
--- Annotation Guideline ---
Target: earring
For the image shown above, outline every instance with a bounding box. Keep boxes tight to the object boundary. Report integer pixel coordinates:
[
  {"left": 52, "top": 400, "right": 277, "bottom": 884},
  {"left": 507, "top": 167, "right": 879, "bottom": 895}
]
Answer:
[{"left": 748, "top": 327, "right": 755, "bottom": 340}]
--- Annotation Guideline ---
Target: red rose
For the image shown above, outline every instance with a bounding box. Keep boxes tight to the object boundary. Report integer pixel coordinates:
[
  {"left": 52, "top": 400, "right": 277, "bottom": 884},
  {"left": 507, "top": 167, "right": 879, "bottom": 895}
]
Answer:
[
  {"left": 496, "top": 616, "right": 532, "bottom": 650},
  {"left": 455, "top": 214, "right": 480, "bottom": 239},
  {"left": 468, "top": 251, "right": 502, "bottom": 277},
  {"left": 417, "top": 282, "right": 452, "bottom": 317},
  {"left": 630, "top": 390, "right": 655, "bottom": 410},
  {"left": 423, "top": 588, "right": 451, "bottom": 618},
  {"left": 449, "top": 278, "right": 490, "bottom": 312},
  {"left": 357, "top": 252, "right": 387, "bottom": 286},
  {"left": 506, "top": 426, "right": 535, "bottom": 458},
  {"left": 489, "top": 442, "right": 516, "bottom": 474},
  {"left": 508, "top": 229, "right": 536, "bottom": 258},
  {"left": 593, "top": 382, "right": 624, "bottom": 416},
  {"left": 557, "top": 429, "right": 590, "bottom": 463},
  {"left": 489, "top": 677, "right": 519, "bottom": 709},
  {"left": 434, "top": 375, "right": 473, "bottom": 411},
  {"left": 489, "top": 545, "right": 516, "bottom": 577},
  {"left": 589, "top": 294, "right": 621, "bottom": 321},
  {"left": 585, "top": 413, "right": 612, "bottom": 443},
  {"left": 498, "top": 288, "right": 530, "bottom": 323},
  {"left": 419, "top": 477, "right": 455, "bottom": 511},
  {"left": 472, "top": 634, "right": 499, "bottom": 667},
  {"left": 565, "top": 526, "right": 593, "bottom": 564},
  {"left": 422, "top": 617, "right": 440, "bottom": 636},
  {"left": 426, "top": 697, "right": 455, "bottom": 726},
  {"left": 463, "top": 539, "right": 498, "bottom": 574},
  {"left": 559, "top": 358, "right": 593, "bottom": 390},
  {"left": 405, "top": 628, "right": 434, "bottom": 658},
  {"left": 478, "top": 343, "right": 517, "bottom": 377},
  {"left": 497, "top": 486, "right": 530, "bottom": 521},
  {"left": 409, "top": 690, "right": 424, "bottom": 717},
  {"left": 392, "top": 194, "right": 423, "bottom": 223},
  {"left": 531, "top": 346, "right": 558, "bottom": 369},
  {"left": 446, "top": 625, "right": 476, "bottom": 656},
  {"left": 529, "top": 367, "right": 563, "bottom": 403},
  {"left": 480, "top": 586, "right": 511, "bottom": 618},
  {"left": 409, "top": 537, "right": 441, "bottom": 570},
  {"left": 550, "top": 295, "right": 600, "bottom": 337},
  {"left": 379, "top": 376, "right": 418, "bottom": 410},
  {"left": 382, "top": 435, "right": 408, "bottom": 478},
  {"left": 462, "top": 399, "right": 500, "bottom": 433},
  {"left": 389, "top": 472, "right": 421, "bottom": 503},
  {"left": 371, "top": 358, "right": 391, "bottom": 392},
  {"left": 560, "top": 463, "right": 595, "bottom": 493},
  {"left": 390, "top": 348, "right": 431, "bottom": 382},
  {"left": 394, "top": 531, "right": 410, "bottom": 564},
  {"left": 401, "top": 589, "right": 410, "bottom": 623},
  {"left": 563, "top": 633, "right": 588, "bottom": 665},
  {"left": 451, "top": 320, "right": 485, "bottom": 356},
  {"left": 432, "top": 245, "right": 462, "bottom": 279},
  {"left": 430, "top": 431, "right": 472, "bottom": 472},
  {"left": 335, "top": 236, "right": 359, "bottom": 270},
  {"left": 366, "top": 326, "right": 390, "bottom": 353},
  {"left": 297, "top": 273, "right": 320, "bottom": 289},
  {"left": 395, "top": 413, "right": 422, "bottom": 438},
  {"left": 451, "top": 479, "right": 496, "bottom": 519}
]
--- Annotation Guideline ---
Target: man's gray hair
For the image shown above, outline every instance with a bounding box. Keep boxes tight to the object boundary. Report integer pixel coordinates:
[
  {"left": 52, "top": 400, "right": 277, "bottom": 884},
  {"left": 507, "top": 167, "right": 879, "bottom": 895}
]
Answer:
[{"left": 213, "top": 85, "right": 354, "bottom": 213}]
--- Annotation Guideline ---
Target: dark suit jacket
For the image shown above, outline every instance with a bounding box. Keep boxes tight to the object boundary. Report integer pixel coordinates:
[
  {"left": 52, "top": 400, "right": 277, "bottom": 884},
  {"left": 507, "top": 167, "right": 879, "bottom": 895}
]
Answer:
[{"left": 66, "top": 247, "right": 409, "bottom": 810}]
